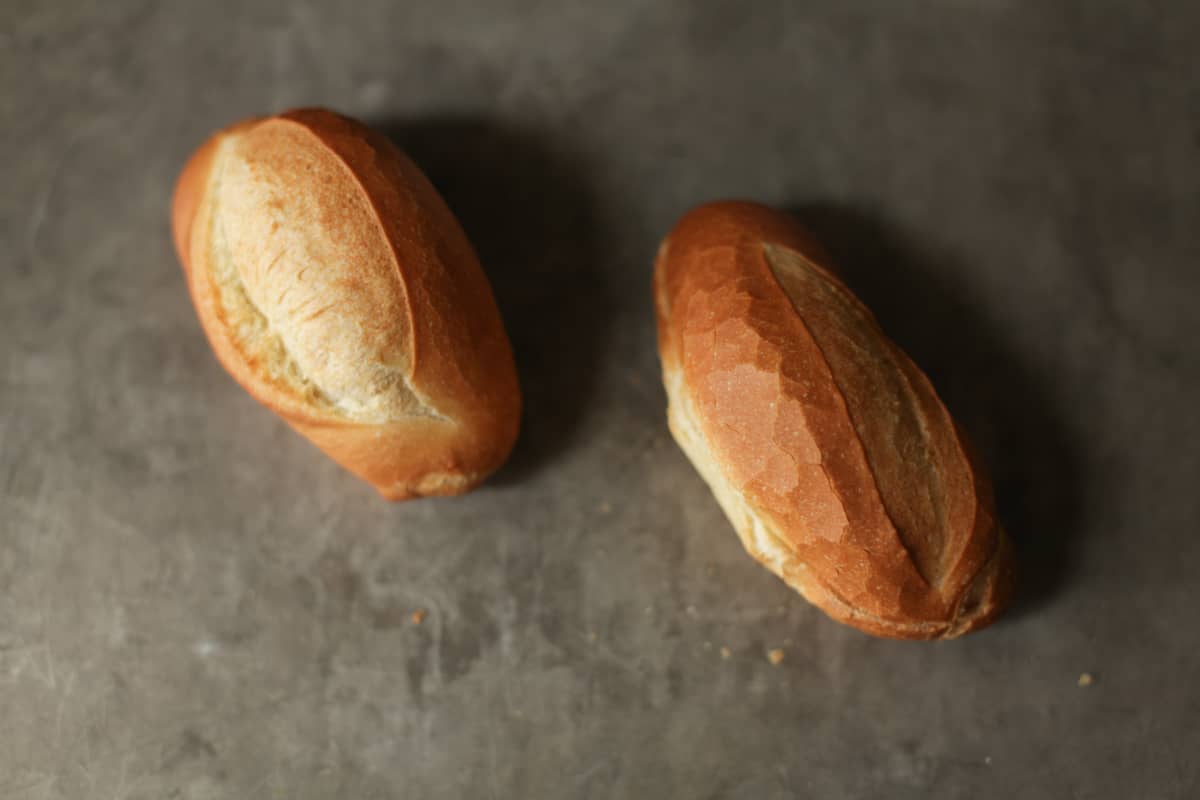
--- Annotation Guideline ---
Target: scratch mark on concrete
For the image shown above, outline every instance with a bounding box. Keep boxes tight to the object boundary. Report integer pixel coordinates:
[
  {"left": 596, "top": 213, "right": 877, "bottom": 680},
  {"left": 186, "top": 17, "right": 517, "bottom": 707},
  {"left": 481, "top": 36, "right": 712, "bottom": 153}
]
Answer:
[
  {"left": 76, "top": 746, "right": 98, "bottom": 800},
  {"left": 111, "top": 752, "right": 142, "bottom": 800},
  {"left": 574, "top": 757, "right": 610, "bottom": 787},
  {"left": 425, "top": 600, "right": 445, "bottom": 690},
  {"left": 94, "top": 509, "right": 142, "bottom": 539},
  {"left": 486, "top": 702, "right": 500, "bottom": 800},
  {"left": 25, "top": 154, "right": 65, "bottom": 274},
  {"left": 585, "top": 637, "right": 641, "bottom": 677},
  {"left": 53, "top": 669, "right": 77, "bottom": 747},
  {"left": 4, "top": 642, "right": 61, "bottom": 689}
]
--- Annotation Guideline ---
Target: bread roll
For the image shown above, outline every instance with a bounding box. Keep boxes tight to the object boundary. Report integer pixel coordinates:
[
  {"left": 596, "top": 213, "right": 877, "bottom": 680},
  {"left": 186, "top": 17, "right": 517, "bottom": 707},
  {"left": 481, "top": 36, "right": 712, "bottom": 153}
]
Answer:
[
  {"left": 172, "top": 108, "right": 520, "bottom": 500},
  {"left": 654, "top": 202, "right": 1014, "bottom": 638}
]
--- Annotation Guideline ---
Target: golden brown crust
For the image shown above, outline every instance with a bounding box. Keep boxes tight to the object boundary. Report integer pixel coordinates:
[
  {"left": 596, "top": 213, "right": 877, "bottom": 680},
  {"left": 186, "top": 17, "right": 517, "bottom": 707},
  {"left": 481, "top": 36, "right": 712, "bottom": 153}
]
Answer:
[
  {"left": 654, "top": 201, "right": 1014, "bottom": 638},
  {"left": 172, "top": 109, "right": 520, "bottom": 499}
]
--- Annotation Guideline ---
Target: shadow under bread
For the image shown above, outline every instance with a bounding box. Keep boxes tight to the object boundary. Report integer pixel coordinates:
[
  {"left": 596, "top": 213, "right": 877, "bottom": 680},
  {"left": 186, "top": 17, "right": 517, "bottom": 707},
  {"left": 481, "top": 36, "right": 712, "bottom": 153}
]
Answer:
[{"left": 374, "top": 117, "right": 613, "bottom": 485}]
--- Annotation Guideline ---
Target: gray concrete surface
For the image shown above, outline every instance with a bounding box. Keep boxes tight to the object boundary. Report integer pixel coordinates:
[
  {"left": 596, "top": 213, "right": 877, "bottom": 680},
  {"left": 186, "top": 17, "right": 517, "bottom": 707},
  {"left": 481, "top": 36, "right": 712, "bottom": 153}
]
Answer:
[{"left": 3, "top": 1, "right": 1199, "bottom": 797}]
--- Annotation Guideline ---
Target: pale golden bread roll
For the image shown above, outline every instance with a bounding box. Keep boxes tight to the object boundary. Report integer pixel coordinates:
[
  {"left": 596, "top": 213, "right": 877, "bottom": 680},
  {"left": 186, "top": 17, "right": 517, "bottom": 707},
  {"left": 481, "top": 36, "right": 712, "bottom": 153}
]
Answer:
[
  {"left": 172, "top": 108, "right": 520, "bottom": 500},
  {"left": 654, "top": 201, "right": 1015, "bottom": 638}
]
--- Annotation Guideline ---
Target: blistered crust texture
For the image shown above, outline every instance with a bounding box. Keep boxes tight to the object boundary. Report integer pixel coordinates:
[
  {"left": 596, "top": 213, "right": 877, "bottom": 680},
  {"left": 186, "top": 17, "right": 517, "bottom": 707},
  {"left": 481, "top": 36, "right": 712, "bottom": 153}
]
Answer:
[{"left": 654, "top": 202, "right": 1014, "bottom": 639}]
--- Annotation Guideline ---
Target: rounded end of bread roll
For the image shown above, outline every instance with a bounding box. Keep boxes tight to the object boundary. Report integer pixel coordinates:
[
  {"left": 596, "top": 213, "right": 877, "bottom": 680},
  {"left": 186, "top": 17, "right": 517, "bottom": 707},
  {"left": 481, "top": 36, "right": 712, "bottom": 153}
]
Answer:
[
  {"left": 943, "top": 527, "right": 1017, "bottom": 638},
  {"left": 655, "top": 201, "right": 1015, "bottom": 639},
  {"left": 173, "top": 109, "right": 520, "bottom": 499}
]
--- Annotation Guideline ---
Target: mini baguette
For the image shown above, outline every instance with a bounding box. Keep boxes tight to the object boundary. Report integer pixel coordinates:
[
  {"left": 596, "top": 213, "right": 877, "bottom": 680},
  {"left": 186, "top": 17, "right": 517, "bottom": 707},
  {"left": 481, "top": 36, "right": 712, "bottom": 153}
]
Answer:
[
  {"left": 172, "top": 108, "right": 520, "bottom": 499},
  {"left": 654, "top": 201, "right": 1014, "bottom": 638}
]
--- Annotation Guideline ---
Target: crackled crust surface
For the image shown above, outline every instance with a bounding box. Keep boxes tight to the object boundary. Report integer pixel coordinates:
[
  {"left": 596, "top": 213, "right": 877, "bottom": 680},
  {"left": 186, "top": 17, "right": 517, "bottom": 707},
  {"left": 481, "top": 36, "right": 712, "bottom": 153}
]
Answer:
[
  {"left": 654, "top": 202, "right": 1014, "bottom": 638},
  {"left": 172, "top": 109, "right": 520, "bottom": 499}
]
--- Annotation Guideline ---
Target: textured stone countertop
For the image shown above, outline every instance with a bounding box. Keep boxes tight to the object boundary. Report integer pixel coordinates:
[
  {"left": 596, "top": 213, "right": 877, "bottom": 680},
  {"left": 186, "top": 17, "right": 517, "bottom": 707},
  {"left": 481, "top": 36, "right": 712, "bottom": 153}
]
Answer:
[{"left": 3, "top": 2, "right": 1198, "bottom": 797}]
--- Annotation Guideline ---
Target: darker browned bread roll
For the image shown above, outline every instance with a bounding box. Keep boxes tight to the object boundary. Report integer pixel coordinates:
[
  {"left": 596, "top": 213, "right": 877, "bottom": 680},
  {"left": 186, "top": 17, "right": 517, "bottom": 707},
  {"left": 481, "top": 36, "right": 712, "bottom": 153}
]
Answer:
[{"left": 654, "top": 201, "right": 1014, "bottom": 638}]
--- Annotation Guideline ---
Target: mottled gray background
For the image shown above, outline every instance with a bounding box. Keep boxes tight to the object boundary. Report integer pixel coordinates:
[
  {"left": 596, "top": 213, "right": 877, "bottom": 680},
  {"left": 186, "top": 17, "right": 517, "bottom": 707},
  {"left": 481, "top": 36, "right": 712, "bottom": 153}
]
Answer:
[{"left": 2, "top": 1, "right": 1198, "bottom": 797}]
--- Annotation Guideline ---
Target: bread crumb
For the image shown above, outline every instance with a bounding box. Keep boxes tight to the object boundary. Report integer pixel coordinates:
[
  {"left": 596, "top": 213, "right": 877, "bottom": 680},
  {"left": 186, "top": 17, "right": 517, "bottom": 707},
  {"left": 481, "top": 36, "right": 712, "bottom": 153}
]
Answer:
[
  {"left": 767, "top": 648, "right": 785, "bottom": 666},
  {"left": 720, "top": 646, "right": 732, "bottom": 660},
  {"left": 410, "top": 608, "right": 426, "bottom": 625},
  {"left": 1077, "top": 672, "right": 1094, "bottom": 687},
  {"left": 598, "top": 501, "right": 612, "bottom": 515}
]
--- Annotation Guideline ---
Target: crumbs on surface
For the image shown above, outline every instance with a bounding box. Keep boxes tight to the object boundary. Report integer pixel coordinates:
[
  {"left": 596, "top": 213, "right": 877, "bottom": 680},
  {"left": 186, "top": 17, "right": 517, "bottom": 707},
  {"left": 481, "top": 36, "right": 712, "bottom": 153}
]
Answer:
[
  {"left": 720, "top": 646, "right": 732, "bottom": 660},
  {"left": 410, "top": 608, "right": 427, "bottom": 625},
  {"left": 767, "top": 648, "right": 785, "bottom": 666},
  {"left": 1077, "top": 672, "right": 1094, "bottom": 687}
]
